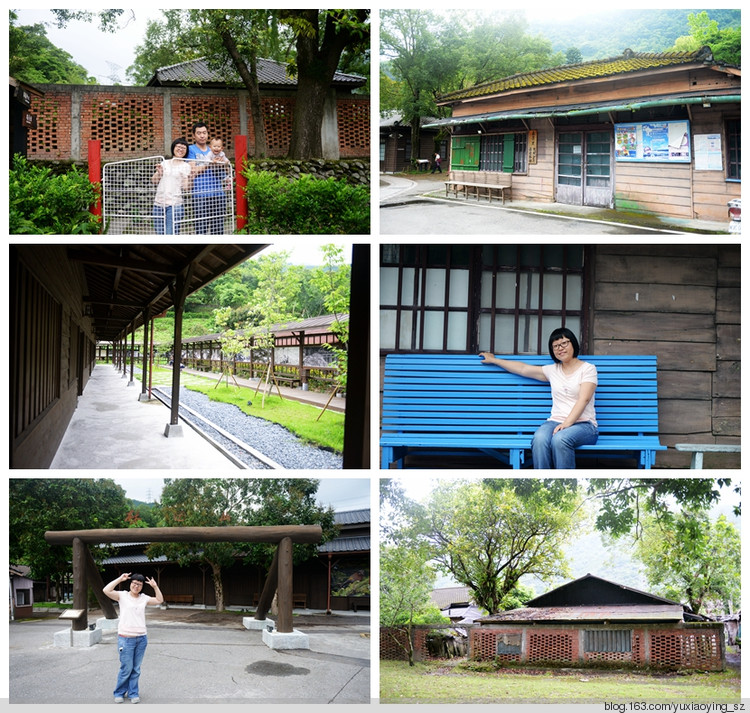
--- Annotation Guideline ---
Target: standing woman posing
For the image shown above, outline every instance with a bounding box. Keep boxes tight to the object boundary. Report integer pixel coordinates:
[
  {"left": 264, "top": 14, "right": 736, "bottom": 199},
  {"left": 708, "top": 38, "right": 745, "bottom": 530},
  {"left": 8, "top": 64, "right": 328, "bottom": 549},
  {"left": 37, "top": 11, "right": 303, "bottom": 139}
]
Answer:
[
  {"left": 479, "top": 327, "right": 598, "bottom": 468},
  {"left": 103, "top": 572, "right": 164, "bottom": 704}
]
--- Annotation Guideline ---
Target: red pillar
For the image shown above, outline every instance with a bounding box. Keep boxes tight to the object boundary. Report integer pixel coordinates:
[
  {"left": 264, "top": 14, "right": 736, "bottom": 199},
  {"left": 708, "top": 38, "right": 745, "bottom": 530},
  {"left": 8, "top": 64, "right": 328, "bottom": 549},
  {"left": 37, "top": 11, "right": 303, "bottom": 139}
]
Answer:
[
  {"left": 88, "top": 140, "right": 102, "bottom": 226},
  {"left": 234, "top": 134, "right": 248, "bottom": 231}
]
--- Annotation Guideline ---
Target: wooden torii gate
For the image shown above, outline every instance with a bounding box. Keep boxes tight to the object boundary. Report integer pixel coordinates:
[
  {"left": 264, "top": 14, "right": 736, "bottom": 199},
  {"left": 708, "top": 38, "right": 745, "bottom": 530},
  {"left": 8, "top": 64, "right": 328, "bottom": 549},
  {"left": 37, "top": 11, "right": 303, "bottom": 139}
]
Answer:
[{"left": 44, "top": 526, "right": 322, "bottom": 635}]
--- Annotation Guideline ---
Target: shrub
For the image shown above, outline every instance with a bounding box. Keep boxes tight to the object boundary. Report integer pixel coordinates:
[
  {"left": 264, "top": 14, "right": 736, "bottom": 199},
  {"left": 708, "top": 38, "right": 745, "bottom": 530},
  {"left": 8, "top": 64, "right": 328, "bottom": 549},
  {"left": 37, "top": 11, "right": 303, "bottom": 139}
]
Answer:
[
  {"left": 241, "top": 168, "right": 369, "bottom": 234},
  {"left": 9, "top": 154, "right": 102, "bottom": 234}
]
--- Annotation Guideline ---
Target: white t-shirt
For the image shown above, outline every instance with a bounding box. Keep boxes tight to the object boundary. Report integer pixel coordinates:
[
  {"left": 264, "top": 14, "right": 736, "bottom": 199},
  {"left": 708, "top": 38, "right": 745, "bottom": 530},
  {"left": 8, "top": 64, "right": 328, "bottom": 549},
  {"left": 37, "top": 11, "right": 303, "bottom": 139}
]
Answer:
[
  {"left": 154, "top": 159, "right": 192, "bottom": 207},
  {"left": 541, "top": 361, "right": 598, "bottom": 426},
  {"left": 116, "top": 591, "right": 150, "bottom": 636}
]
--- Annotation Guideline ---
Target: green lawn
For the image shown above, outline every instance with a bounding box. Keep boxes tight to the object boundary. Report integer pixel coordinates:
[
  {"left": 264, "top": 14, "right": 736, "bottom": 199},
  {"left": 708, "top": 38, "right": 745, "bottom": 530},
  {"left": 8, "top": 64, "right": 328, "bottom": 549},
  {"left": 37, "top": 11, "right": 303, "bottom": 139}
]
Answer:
[
  {"left": 147, "top": 367, "right": 344, "bottom": 453},
  {"left": 379, "top": 660, "right": 741, "bottom": 704}
]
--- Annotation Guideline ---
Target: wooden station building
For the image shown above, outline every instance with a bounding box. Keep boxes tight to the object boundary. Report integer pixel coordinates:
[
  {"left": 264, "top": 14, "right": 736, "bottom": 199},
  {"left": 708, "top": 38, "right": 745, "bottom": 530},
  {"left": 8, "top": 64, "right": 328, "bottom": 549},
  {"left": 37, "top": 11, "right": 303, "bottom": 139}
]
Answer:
[{"left": 428, "top": 47, "right": 740, "bottom": 223}]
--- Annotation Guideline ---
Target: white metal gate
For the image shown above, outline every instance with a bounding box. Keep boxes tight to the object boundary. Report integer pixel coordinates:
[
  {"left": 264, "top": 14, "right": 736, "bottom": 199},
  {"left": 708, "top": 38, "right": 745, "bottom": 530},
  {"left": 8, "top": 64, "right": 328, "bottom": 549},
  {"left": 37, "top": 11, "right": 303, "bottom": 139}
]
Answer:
[{"left": 102, "top": 156, "right": 235, "bottom": 235}]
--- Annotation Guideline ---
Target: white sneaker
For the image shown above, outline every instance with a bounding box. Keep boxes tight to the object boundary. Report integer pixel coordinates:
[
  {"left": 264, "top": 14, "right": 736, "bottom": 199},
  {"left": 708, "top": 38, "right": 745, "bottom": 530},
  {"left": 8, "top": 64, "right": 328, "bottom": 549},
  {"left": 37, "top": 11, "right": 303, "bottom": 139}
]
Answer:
[
  {"left": 130, "top": 698, "right": 140, "bottom": 704},
  {"left": 114, "top": 697, "right": 124, "bottom": 704}
]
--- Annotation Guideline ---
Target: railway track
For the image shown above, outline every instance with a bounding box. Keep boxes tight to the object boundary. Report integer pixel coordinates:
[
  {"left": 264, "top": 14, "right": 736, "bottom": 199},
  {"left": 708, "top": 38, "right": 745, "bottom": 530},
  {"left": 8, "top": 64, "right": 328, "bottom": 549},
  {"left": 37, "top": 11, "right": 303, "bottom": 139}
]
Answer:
[{"left": 151, "top": 386, "right": 282, "bottom": 469}]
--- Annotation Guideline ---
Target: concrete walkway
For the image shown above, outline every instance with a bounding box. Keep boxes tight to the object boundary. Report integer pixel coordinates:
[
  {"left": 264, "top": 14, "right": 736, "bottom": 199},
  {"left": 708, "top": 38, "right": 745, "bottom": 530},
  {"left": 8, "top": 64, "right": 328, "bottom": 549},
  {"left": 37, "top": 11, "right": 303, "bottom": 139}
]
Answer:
[
  {"left": 380, "top": 172, "right": 729, "bottom": 234},
  {"left": 50, "top": 364, "right": 242, "bottom": 469},
  {"left": 9, "top": 610, "right": 370, "bottom": 704}
]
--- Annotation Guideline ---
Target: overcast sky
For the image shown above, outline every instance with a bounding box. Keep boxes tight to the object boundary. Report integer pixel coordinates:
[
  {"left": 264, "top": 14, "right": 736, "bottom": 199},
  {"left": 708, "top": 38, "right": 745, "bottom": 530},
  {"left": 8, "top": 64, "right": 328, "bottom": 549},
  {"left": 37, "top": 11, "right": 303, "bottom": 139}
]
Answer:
[
  {"left": 113, "top": 476, "right": 370, "bottom": 512},
  {"left": 14, "top": 8, "right": 162, "bottom": 85}
]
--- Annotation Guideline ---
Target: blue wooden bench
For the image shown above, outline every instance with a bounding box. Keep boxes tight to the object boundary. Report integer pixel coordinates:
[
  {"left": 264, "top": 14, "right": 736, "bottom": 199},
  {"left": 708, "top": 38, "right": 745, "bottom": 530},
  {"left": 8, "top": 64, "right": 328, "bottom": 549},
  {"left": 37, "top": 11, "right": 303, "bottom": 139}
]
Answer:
[{"left": 380, "top": 353, "right": 667, "bottom": 469}]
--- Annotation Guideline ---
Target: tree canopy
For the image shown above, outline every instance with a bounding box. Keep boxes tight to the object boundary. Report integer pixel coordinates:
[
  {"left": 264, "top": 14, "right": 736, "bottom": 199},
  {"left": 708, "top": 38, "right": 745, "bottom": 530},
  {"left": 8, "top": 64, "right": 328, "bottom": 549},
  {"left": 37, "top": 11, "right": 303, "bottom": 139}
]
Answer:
[
  {"left": 636, "top": 510, "right": 740, "bottom": 616},
  {"left": 9, "top": 478, "right": 131, "bottom": 591},
  {"left": 147, "top": 478, "right": 336, "bottom": 612},
  {"left": 9, "top": 11, "right": 96, "bottom": 84},
  {"left": 397, "top": 479, "right": 582, "bottom": 615}
]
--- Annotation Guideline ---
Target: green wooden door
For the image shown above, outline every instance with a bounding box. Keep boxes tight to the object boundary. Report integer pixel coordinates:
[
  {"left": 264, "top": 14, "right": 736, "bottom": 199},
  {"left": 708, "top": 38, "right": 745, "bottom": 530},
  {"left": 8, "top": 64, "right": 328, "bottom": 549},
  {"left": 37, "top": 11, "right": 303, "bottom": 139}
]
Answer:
[{"left": 450, "top": 136, "right": 480, "bottom": 170}]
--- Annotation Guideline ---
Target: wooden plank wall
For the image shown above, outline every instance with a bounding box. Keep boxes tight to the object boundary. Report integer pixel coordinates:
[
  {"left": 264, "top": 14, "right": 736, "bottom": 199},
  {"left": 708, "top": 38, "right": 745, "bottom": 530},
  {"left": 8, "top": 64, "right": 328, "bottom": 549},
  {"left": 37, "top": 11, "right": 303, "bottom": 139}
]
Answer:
[
  {"left": 591, "top": 244, "right": 740, "bottom": 468},
  {"left": 510, "top": 119, "right": 556, "bottom": 202},
  {"left": 11, "top": 246, "right": 97, "bottom": 469}
]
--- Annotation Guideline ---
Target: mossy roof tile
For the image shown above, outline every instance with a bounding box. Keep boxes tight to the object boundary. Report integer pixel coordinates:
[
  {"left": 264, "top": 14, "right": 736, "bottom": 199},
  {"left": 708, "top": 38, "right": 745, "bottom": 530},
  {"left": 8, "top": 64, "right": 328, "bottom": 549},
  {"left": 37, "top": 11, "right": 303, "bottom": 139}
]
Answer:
[{"left": 439, "top": 47, "right": 714, "bottom": 103}]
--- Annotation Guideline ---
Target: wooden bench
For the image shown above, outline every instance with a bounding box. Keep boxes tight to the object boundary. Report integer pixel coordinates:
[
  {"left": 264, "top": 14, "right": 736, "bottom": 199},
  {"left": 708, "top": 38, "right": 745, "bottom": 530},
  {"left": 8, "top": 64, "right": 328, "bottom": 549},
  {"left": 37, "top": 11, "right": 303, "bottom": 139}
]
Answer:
[
  {"left": 380, "top": 353, "right": 667, "bottom": 469},
  {"left": 674, "top": 443, "right": 741, "bottom": 469},
  {"left": 165, "top": 594, "right": 194, "bottom": 605},
  {"left": 252, "top": 593, "right": 307, "bottom": 608},
  {"left": 445, "top": 170, "right": 512, "bottom": 204}
]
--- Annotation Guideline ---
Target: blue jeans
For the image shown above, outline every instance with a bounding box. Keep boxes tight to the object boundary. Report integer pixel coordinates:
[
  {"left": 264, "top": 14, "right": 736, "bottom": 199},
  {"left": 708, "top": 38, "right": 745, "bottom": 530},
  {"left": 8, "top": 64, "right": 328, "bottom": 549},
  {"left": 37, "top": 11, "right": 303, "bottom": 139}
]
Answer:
[
  {"left": 153, "top": 205, "right": 184, "bottom": 235},
  {"left": 114, "top": 635, "right": 147, "bottom": 698},
  {"left": 531, "top": 420, "right": 598, "bottom": 469}
]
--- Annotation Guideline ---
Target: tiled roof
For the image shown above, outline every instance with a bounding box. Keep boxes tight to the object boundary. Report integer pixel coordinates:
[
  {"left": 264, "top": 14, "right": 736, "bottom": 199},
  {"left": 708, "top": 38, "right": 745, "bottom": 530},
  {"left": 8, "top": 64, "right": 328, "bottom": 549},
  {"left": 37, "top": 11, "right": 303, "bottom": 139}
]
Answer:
[
  {"left": 478, "top": 604, "right": 685, "bottom": 623},
  {"left": 334, "top": 508, "right": 370, "bottom": 526},
  {"left": 317, "top": 535, "right": 370, "bottom": 553},
  {"left": 439, "top": 47, "right": 715, "bottom": 103},
  {"left": 150, "top": 56, "right": 366, "bottom": 89}
]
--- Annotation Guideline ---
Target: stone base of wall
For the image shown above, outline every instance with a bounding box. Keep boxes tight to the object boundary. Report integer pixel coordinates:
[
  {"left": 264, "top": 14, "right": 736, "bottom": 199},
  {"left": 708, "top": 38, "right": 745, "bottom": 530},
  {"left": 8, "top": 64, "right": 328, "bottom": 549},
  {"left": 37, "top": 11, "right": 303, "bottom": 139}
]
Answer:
[{"left": 247, "top": 158, "right": 370, "bottom": 187}]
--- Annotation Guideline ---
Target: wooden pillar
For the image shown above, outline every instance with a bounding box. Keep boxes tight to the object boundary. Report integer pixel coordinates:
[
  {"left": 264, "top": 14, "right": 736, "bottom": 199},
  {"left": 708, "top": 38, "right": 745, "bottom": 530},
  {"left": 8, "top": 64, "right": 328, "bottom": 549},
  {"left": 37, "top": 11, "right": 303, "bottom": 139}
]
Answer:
[
  {"left": 140, "top": 305, "right": 151, "bottom": 399},
  {"left": 255, "top": 547, "right": 279, "bottom": 622},
  {"left": 71, "top": 537, "right": 88, "bottom": 631},
  {"left": 84, "top": 546, "right": 118, "bottom": 619},
  {"left": 276, "top": 536, "right": 293, "bottom": 633},
  {"left": 343, "top": 243, "right": 370, "bottom": 468},
  {"left": 128, "top": 323, "right": 136, "bottom": 385},
  {"left": 166, "top": 265, "right": 194, "bottom": 433}
]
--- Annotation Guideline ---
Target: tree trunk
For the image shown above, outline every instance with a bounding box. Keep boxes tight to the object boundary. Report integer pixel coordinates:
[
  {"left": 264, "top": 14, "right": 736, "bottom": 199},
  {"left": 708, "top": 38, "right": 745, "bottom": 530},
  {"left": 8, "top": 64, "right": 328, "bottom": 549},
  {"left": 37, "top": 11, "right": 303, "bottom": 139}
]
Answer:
[
  {"left": 210, "top": 561, "right": 225, "bottom": 612},
  {"left": 219, "top": 28, "right": 267, "bottom": 158},
  {"left": 284, "top": 10, "right": 368, "bottom": 160}
]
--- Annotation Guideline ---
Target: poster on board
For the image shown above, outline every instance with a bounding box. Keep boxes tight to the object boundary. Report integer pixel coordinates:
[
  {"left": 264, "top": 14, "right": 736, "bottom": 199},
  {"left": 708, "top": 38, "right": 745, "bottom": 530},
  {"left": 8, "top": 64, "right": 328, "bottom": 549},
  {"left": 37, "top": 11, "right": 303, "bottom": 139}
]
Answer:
[{"left": 614, "top": 120, "right": 691, "bottom": 162}]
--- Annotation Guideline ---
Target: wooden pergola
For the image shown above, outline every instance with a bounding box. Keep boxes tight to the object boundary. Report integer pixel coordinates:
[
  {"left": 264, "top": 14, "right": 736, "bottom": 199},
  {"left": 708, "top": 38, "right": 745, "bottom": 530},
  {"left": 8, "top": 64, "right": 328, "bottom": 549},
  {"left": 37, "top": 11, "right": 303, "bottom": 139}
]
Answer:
[{"left": 44, "top": 526, "right": 322, "bottom": 635}]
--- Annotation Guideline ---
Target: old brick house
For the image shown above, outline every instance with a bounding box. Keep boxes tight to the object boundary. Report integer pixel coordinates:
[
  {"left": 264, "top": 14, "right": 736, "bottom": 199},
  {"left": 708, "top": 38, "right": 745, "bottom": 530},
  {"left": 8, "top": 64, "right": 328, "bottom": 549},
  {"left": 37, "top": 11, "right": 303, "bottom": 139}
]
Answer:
[{"left": 473, "top": 574, "right": 725, "bottom": 671}]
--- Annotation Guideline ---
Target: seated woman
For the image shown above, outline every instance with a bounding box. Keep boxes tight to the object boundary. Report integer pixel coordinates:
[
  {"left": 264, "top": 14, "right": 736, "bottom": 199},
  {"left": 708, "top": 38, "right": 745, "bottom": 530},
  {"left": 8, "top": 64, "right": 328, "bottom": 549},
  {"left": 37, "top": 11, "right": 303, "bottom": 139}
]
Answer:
[{"left": 479, "top": 327, "right": 598, "bottom": 469}]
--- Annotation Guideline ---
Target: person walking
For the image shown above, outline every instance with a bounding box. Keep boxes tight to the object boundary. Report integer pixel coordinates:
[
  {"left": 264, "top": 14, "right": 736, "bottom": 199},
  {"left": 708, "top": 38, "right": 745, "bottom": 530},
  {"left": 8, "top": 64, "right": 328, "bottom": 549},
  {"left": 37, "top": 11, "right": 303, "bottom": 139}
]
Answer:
[
  {"left": 431, "top": 151, "right": 442, "bottom": 173},
  {"left": 103, "top": 572, "right": 164, "bottom": 704}
]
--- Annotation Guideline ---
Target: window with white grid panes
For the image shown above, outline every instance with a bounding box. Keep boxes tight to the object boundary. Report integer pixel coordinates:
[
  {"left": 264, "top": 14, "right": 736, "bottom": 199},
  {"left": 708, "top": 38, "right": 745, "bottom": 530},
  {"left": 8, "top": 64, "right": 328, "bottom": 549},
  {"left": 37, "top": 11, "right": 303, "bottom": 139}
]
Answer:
[{"left": 380, "top": 245, "right": 588, "bottom": 354}]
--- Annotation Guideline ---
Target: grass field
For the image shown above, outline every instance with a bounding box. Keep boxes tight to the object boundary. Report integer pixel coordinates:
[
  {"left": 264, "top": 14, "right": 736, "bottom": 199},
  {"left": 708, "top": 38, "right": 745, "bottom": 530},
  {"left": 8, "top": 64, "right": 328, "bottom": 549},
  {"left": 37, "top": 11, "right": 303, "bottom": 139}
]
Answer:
[
  {"left": 147, "top": 366, "right": 345, "bottom": 453},
  {"left": 379, "top": 660, "right": 741, "bottom": 704}
]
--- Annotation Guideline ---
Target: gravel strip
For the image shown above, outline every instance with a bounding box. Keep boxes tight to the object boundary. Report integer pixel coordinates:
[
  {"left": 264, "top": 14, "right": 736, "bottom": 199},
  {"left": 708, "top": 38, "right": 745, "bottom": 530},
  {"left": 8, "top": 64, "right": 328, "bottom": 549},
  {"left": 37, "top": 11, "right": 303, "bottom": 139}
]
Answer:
[{"left": 159, "top": 386, "right": 343, "bottom": 470}]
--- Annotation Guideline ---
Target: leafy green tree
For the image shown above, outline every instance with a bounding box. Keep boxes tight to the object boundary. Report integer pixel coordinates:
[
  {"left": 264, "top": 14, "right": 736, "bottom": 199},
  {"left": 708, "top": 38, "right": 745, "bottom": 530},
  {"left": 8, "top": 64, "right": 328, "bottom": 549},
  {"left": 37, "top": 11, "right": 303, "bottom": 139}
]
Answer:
[
  {"left": 9, "top": 479, "right": 130, "bottom": 600},
  {"left": 147, "top": 478, "right": 336, "bottom": 611},
  {"left": 310, "top": 244, "right": 351, "bottom": 391},
  {"left": 9, "top": 11, "right": 95, "bottom": 83},
  {"left": 565, "top": 47, "right": 583, "bottom": 64},
  {"left": 636, "top": 511, "right": 740, "bottom": 616},
  {"left": 415, "top": 479, "right": 581, "bottom": 614},
  {"left": 380, "top": 10, "right": 457, "bottom": 164},
  {"left": 586, "top": 478, "right": 739, "bottom": 539},
  {"left": 671, "top": 11, "right": 741, "bottom": 65},
  {"left": 380, "top": 544, "right": 448, "bottom": 666},
  {"left": 278, "top": 10, "right": 370, "bottom": 159}
]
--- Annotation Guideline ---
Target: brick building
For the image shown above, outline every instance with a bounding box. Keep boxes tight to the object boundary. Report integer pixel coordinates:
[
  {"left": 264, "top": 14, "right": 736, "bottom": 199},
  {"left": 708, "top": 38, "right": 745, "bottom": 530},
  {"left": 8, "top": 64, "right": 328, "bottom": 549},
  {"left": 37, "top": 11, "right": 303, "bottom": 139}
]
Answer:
[
  {"left": 25, "top": 56, "right": 369, "bottom": 162},
  {"left": 473, "top": 574, "right": 725, "bottom": 671}
]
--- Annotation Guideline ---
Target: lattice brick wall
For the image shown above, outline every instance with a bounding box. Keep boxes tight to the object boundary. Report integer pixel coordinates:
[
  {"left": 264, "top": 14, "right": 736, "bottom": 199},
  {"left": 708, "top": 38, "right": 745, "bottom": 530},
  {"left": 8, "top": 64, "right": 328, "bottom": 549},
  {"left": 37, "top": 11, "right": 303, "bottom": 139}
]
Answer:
[
  {"left": 379, "top": 627, "right": 431, "bottom": 661},
  {"left": 337, "top": 98, "right": 370, "bottom": 156},
  {"left": 380, "top": 627, "right": 410, "bottom": 661},
  {"left": 173, "top": 95, "right": 240, "bottom": 154},
  {"left": 584, "top": 650, "right": 633, "bottom": 663},
  {"left": 82, "top": 94, "right": 161, "bottom": 158},
  {"left": 650, "top": 630, "right": 722, "bottom": 670},
  {"left": 528, "top": 631, "right": 575, "bottom": 664},
  {"left": 262, "top": 98, "right": 295, "bottom": 155},
  {"left": 28, "top": 93, "right": 72, "bottom": 159}
]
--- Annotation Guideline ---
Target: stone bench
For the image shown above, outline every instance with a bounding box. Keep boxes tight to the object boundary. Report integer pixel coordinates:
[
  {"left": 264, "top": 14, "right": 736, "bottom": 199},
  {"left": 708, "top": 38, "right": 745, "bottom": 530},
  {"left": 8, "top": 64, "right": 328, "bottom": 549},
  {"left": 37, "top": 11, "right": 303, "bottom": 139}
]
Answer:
[{"left": 674, "top": 443, "right": 741, "bottom": 469}]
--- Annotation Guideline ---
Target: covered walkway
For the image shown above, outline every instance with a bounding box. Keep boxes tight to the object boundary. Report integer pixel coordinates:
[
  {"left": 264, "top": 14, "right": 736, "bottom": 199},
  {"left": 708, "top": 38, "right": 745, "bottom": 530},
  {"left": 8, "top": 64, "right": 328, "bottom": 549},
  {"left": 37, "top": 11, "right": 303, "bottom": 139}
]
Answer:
[{"left": 50, "top": 364, "right": 241, "bottom": 470}]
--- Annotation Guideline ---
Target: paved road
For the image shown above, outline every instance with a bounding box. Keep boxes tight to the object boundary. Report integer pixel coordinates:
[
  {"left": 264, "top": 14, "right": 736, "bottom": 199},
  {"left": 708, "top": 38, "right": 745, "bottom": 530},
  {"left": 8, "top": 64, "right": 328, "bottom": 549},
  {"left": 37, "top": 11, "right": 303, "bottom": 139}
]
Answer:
[
  {"left": 380, "top": 196, "right": 676, "bottom": 235},
  {"left": 9, "top": 610, "right": 370, "bottom": 704}
]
